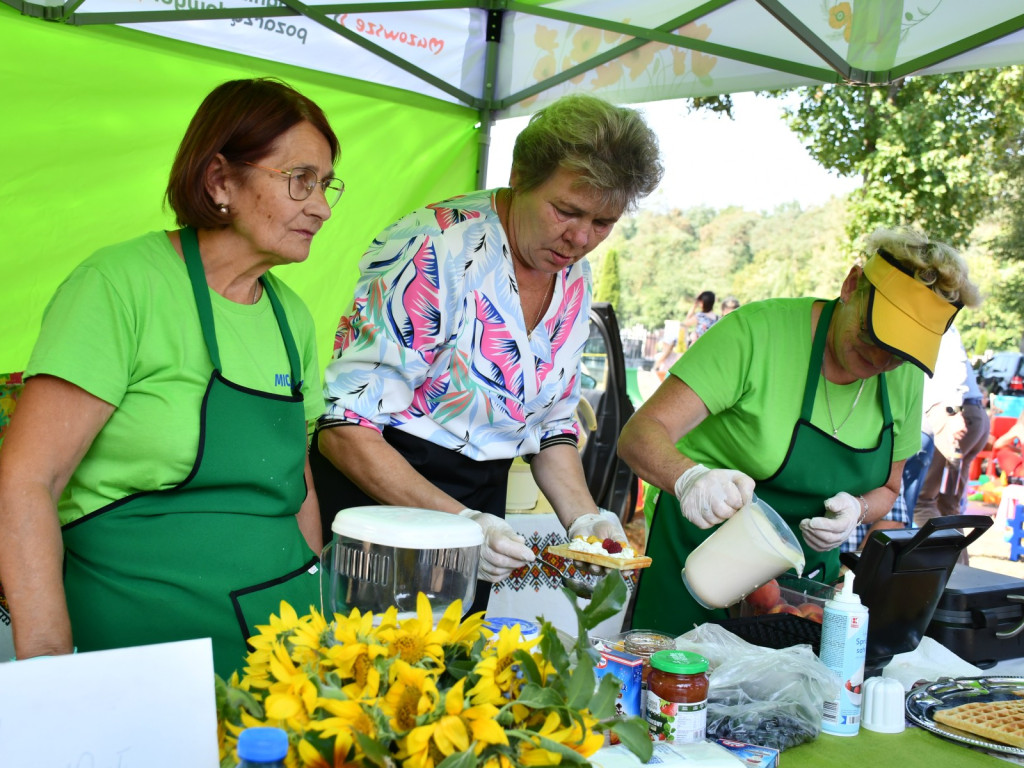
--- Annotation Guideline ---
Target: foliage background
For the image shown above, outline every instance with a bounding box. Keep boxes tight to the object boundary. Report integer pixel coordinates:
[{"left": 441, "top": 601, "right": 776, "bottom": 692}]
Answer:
[{"left": 592, "top": 67, "right": 1024, "bottom": 360}]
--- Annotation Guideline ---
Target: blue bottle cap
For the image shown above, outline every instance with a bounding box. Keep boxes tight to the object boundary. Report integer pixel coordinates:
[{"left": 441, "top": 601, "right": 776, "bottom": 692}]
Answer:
[{"left": 237, "top": 726, "right": 288, "bottom": 762}]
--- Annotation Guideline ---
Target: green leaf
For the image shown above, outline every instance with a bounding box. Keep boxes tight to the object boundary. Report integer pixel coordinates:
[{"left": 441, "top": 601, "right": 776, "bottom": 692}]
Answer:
[
  {"left": 538, "top": 619, "right": 571, "bottom": 676},
  {"left": 612, "top": 717, "right": 654, "bottom": 762},
  {"left": 354, "top": 731, "right": 389, "bottom": 767},
  {"left": 565, "top": 651, "right": 596, "bottom": 710},
  {"left": 445, "top": 657, "right": 475, "bottom": 680},
  {"left": 512, "top": 683, "right": 565, "bottom": 709},
  {"left": 436, "top": 749, "right": 478, "bottom": 768},
  {"left": 579, "top": 571, "right": 627, "bottom": 630},
  {"left": 589, "top": 671, "right": 621, "bottom": 719},
  {"left": 512, "top": 647, "right": 542, "bottom": 686}
]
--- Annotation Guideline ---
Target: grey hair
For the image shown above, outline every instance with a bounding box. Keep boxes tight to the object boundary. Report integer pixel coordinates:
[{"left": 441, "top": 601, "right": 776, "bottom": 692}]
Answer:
[
  {"left": 857, "top": 226, "right": 982, "bottom": 308},
  {"left": 511, "top": 93, "right": 664, "bottom": 213}
]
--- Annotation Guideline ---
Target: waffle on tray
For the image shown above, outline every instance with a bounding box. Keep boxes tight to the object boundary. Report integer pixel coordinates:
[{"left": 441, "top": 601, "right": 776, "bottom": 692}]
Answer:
[{"left": 933, "top": 699, "right": 1024, "bottom": 749}]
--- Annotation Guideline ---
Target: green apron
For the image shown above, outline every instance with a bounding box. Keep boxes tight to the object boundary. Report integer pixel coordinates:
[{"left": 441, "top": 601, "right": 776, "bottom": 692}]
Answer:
[
  {"left": 632, "top": 300, "right": 894, "bottom": 635},
  {"left": 62, "top": 227, "right": 320, "bottom": 677}
]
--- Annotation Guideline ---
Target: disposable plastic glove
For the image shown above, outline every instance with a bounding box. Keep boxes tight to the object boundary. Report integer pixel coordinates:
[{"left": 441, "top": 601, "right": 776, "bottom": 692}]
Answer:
[
  {"left": 567, "top": 510, "right": 627, "bottom": 544},
  {"left": 674, "top": 464, "right": 755, "bottom": 529},
  {"left": 799, "top": 492, "right": 862, "bottom": 552},
  {"left": 566, "top": 510, "right": 629, "bottom": 575},
  {"left": 458, "top": 509, "right": 536, "bottom": 582}
]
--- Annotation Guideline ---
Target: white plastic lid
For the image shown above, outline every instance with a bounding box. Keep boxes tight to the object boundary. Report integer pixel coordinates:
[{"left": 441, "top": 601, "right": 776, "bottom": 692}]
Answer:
[
  {"left": 330, "top": 506, "right": 484, "bottom": 549},
  {"left": 833, "top": 569, "right": 862, "bottom": 605}
]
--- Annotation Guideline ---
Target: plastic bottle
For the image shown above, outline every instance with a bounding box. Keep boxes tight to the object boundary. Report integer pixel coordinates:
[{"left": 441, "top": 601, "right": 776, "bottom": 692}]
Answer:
[
  {"left": 819, "top": 570, "right": 869, "bottom": 736},
  {"left": 236, "top": 726, "right": 288, "bottom": 768}
]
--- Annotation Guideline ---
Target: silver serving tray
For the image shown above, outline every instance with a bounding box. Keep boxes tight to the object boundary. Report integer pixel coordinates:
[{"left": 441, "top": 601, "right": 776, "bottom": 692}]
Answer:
[{"left": 906, "top": 676, "right": 1024, "bottom": 756}]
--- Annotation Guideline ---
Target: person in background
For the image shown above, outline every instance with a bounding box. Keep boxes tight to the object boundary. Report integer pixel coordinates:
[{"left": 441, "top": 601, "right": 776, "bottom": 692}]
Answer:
[
  {"left": 310, "top": 93, "right": 664, "bottom": 615},
  {"left": 721, "top": 296, "right": 741, "bottom": 316},
  {"left": 682, "top": 290, "right": 719, "bottom": 348},
  {"left": 652, "top": 320, "right": 684, "bottom": 381},
  {"left": 992, "top": 412, "right": 1024, "bottom": 483},
  {"left": 618, "top": 227, "right": 980, "bottom": 635},
  {"left": 840, "top": 480, "right": 910, "bottom": 553},
  {"left": 0, "top": 79, "right": 338, "bottom": 675},
  {"left": 913, "top": 325, "right": 990, "bottom": 564}
]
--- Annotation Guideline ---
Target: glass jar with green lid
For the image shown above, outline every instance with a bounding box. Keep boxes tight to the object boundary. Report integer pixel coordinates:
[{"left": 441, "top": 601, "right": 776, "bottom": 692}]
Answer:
[{"left": 645, "top": 650, "right": 709, "bottom": 743}]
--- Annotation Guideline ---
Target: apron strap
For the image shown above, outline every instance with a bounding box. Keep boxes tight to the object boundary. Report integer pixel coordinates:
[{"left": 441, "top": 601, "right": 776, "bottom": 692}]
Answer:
[
  {"left": 262, "top": 280, "right": 303, "bottom": 397},
  {"left": 799, "top": 298, "right": 892, "bottom": 427},
  {"left": 800, "top": 299, "right": 836, "bottom": 422},
  {"left": 180, "top": 227, "right": 303, "bottom": 396},
  {"left": 181, "top": 226, "right": 223, "bottom": 372}
]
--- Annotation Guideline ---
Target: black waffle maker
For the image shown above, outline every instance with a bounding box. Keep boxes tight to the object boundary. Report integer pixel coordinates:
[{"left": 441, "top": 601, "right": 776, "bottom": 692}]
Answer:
[{"left": 839, "top": 515, "right": 992, "bottom": 677}]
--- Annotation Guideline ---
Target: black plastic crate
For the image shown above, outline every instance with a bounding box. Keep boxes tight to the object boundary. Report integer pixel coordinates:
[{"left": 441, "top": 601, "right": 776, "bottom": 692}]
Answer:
[{"left": 714, "top": 613, "right": 822, "bottom": 655}]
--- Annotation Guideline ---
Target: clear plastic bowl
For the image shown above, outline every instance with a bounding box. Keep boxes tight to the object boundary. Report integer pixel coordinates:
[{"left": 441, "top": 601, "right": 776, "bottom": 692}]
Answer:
[{"left": 320, "top": 506, "right": 483, "bottom": 619}]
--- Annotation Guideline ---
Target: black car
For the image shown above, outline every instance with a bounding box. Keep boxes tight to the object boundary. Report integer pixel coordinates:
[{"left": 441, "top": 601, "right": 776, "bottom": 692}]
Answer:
[
  {"left": 976, "top": 351, "right": 1024, "bottom": 396},
  {"left": 578, "top": 302, "right": 639, "bottom": 523}
]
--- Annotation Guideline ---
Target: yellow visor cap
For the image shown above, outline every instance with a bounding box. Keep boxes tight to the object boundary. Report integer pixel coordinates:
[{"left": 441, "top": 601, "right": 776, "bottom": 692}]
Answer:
[{"left": 862, "top": 251, "right": 961, "bottom": 376}]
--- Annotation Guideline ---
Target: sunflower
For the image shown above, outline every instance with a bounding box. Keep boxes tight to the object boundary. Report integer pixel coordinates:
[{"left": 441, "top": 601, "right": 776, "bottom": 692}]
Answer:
[
  {"left": 303, "top": 698, "right": 375, "bottom": 765},
  {"left": 262, "top": 641, "right": 319, "bottom": 723},
  {"left": 402, "top": 678, "right": 508, "bottom": 768},
  {"left": 381, "top": 659, "right": 441, "bottom": 733},
  {"left": 467, "top": 624, "right": 546, "bottom": 706},
  {"left": 375, "top": 593, "right": 454, "bottom": 668},
  {"left": 517, "top": 711, "right": 603, "bottom": 765}
]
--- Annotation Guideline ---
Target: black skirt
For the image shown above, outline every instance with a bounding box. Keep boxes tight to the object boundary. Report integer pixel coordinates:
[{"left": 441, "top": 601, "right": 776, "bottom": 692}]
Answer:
[{"left": 309, "top": 425, "right": 513, "bottom": 615}]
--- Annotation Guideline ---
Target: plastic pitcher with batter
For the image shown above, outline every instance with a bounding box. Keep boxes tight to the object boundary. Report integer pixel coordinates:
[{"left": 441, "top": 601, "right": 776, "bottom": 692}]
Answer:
[{"left": 681, "top": 496, "right": 805, "bottom": 609}]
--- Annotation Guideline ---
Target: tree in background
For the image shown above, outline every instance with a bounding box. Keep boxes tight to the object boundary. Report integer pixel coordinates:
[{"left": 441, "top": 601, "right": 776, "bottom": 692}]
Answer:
[
  {"left": 988, "top": 130, "right": 1024, "bottom": 349},
  {"left": 775, "top": 67, "right": 1024, "bottom": 250},
  {"left": 594, "top": 246, "right": 622, "bottom": 310}
]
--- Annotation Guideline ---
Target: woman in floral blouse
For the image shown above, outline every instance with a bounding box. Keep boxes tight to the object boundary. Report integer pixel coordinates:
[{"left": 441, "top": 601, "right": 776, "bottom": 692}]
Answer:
[{"left": 311, "top": 93, "right": 663, "bottom": 613}]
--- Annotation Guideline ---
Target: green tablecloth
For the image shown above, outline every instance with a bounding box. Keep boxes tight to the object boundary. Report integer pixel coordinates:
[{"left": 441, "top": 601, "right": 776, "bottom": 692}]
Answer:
[{"left": 785, "top": 725, "right": 1011, "bottom": 767}]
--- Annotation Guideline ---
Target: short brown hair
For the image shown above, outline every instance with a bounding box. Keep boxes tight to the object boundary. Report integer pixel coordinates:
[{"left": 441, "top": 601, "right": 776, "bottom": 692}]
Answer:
[
  {"left": 511, "top": 93, "right": 663, "bottom": 213},
  {"left": 166, "top": 78, "right": 340, "bottom": 228}
]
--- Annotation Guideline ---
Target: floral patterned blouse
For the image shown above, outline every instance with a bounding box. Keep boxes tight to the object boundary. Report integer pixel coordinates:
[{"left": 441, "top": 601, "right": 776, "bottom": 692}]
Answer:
[{"left": 319, "top": 189, "right": 593, "bottom": 460}]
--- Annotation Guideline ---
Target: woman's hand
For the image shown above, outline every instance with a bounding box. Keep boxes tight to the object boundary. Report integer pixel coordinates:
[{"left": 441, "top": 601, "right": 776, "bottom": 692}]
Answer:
[
  {"left": 674, "top": 464, "right": 754, "bottom": 528},
  {"left": 566, "top": 511, "right": 629, "bottom": 575},
  {"left": 458, "top": 509, "right": 535, "bottom": 582},
  {"left": 799, "top": 492, "right": 862, "bottom": 551}
]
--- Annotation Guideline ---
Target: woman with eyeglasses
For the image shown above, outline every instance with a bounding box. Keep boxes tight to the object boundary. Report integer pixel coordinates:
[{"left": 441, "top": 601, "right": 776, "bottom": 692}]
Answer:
[
  {"left": 310, "top": 93, "right": 664, "bottom": 615},
  {"left": 0, "top": 79, "right": 341, "bottom": 675},
  {"left": 617, "top": 227, "right": 981, "bottom": 635}
]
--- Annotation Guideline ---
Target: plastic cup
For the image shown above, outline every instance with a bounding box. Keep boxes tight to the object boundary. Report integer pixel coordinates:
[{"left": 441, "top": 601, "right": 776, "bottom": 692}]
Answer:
[{"left": 681, "top": 496, "right": 805, "bottom": 609}]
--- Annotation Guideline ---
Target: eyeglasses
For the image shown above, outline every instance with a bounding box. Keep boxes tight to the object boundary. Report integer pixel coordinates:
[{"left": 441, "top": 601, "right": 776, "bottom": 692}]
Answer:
[{"left": 243, "top": 162, "right": 345, "bottom": 207}]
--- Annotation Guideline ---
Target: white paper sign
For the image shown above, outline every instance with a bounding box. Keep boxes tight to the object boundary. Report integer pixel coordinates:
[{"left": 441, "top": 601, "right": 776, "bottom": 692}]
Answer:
[{"left": 0, "top": 638, "right": 219, "bottom": 768}]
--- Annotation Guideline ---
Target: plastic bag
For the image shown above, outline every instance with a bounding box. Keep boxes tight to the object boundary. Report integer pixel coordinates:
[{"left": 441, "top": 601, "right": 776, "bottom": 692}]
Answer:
[{"left": 675, "top": 623, "right": 838, "bottom": 751}]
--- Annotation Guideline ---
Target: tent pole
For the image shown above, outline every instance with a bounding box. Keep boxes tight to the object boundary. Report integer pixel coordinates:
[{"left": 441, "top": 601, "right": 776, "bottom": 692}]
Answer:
[{"left": 477, "top": 7, "right": 504, "bottom": 190}]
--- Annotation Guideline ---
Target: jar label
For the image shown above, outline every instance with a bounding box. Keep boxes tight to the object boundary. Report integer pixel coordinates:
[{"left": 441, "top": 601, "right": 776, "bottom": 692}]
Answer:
[{"left": 645, "top": 691, "right": 706, "bottom": 743}]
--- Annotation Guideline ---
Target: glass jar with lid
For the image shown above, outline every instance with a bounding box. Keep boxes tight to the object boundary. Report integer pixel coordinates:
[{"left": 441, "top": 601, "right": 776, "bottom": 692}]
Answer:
[
  {"left": 644, "top": 650, "right": 710, "bottom": 743},
  {"left": 622, "top": 629, "right": 675, "bottom": 690}
]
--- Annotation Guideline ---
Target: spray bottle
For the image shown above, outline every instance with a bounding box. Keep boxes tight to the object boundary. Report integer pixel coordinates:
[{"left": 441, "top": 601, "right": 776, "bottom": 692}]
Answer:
[{"left": 819, "top": 569, "right": 869, "bottom": 736}]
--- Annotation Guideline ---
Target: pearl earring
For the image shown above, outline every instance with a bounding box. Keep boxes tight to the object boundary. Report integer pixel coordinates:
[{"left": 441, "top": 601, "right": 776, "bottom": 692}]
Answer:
[{"left": 218, "top": 203, "right": 229, "bottom": 214}]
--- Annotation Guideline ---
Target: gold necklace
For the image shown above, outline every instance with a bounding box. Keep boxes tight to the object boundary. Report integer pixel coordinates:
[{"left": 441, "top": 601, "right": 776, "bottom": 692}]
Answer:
[
  {"left": 527, "top": 274, "right": 555, "bottom": 340},
  {"left": 822, "top": 367, "right": 866, "bottom": 437}
]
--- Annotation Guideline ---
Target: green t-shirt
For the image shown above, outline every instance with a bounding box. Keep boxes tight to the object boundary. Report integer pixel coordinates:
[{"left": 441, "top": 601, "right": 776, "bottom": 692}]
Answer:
[
  {"left": 670, "top": 297, "right": 923, "bottom": 480},
  {"left": 26, "top": 231, "right": 323, "bottom": 524}
]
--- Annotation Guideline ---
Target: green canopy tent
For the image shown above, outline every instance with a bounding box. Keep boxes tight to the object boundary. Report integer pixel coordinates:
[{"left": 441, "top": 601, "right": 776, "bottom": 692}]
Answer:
[{"left": 2, "top": 0, "right": 1024, "bottom": 373}]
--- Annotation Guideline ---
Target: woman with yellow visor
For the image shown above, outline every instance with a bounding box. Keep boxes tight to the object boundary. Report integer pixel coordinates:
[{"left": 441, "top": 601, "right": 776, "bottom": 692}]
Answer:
[{"left": 618, "top": 227, "right": 981, "bottom": 635}]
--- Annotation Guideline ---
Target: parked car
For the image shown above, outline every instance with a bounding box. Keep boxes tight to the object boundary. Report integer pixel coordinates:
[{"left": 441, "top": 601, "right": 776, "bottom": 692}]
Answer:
[
  {"left": 579, "top": 303, "right": 639, "bottom": 523},
  {"left": 976, "top": 351, "right": 1024, "bottom": 396}
]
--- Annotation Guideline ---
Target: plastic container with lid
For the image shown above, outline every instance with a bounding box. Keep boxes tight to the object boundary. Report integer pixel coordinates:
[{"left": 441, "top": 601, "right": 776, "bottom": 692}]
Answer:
[
  {"left": 236, "top": 726, "right": 288, "bottom": 767},
  {"left": 320, "top": 506, "right": 483, "bottom": 619},
  {"left": 644, "top": 650, "right": 710, "bottom": 743}
]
